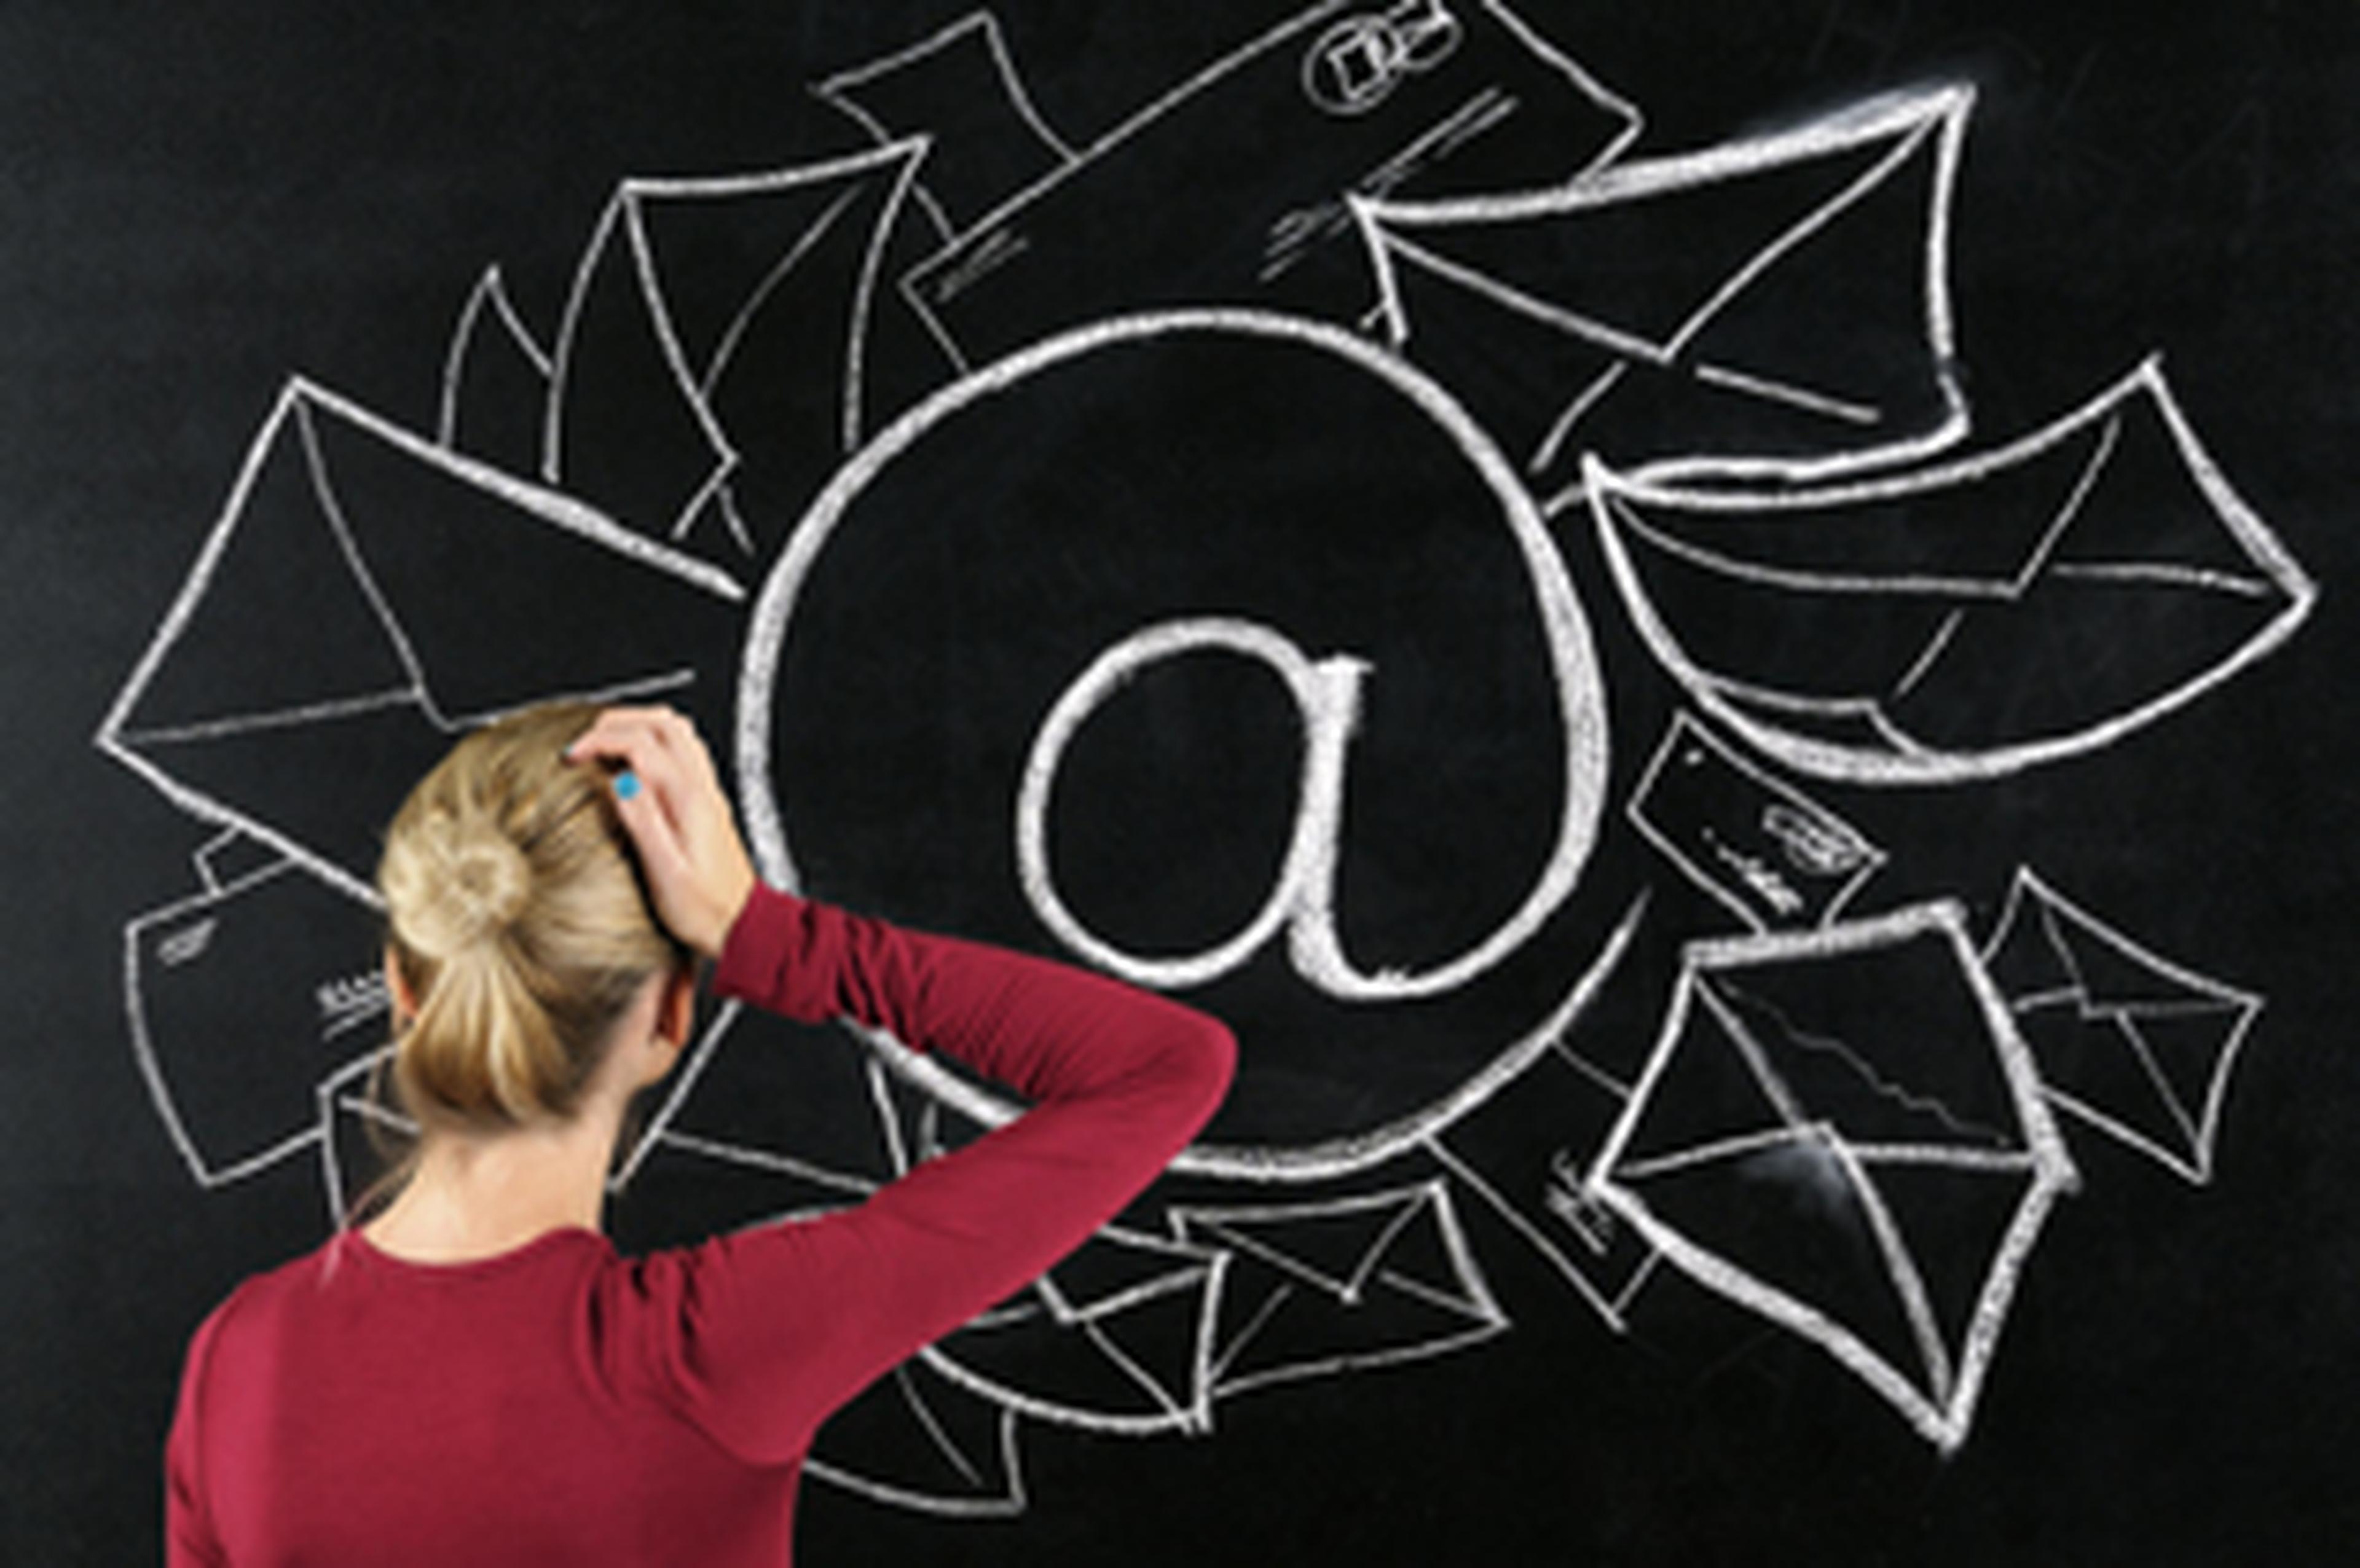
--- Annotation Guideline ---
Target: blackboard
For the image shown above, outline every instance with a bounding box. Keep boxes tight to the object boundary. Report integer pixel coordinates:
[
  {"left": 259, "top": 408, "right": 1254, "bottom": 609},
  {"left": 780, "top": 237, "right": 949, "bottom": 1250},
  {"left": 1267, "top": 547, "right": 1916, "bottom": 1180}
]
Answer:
[{"left": 6, "top": 2, "right": 2359, "bottom": 1560}]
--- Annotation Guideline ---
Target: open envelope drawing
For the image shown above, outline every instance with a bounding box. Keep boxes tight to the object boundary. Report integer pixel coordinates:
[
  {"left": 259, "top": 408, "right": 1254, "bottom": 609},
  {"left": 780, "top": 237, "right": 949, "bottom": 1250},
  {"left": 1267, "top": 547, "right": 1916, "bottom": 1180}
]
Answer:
[
  {"left": 1583, "top": 356, "right": 2319, "bottom": 786},
  {"left": 537, "top": 139, "right": 924, "bottom": 559},
  {"left": 1587, "top": 902, "right": 2078, "bottom": 1451},
  {"left": 1355, "top": 82, "right": 1972, "bottom": 496},
  {"left": 919, "top": 1223, "right": 1229, "bottom": 1437},
  {"left": 1167, "top": 1179, "right": 1508, "bottom": 1401},
  {"left": 1983, "top": 868, "right": 2264, "bottom": 1185},
  {"left": 96, "top": 378, "right": 745, "bottom": 903}
]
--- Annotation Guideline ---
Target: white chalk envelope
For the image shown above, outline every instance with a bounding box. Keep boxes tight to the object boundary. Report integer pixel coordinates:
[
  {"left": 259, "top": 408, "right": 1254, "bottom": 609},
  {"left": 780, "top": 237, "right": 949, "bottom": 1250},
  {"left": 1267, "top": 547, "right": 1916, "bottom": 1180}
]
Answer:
[
  {"left": 1357, "top": 82, "right": 1974, "bottom": 493},
  {"left": 97, "top": 379, "right": 744, "bottom": 904},
  {"left": 1587, "top": 901, "right": 2078, "bottom": 1451},
  {"left": 1585, "top": 357, "right": 2318, "bottom": 787},
  {"left": 1983, "top": 868, "right": 2263, "bottom": 1186},
  {"left": 1169, "top": 1179, "right": 1509, "bottom": 1402}
]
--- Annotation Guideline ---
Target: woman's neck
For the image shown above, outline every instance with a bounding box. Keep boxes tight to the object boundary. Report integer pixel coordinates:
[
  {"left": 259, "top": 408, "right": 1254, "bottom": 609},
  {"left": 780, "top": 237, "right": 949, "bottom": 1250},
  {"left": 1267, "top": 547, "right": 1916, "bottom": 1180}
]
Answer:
[{"left": 363, "top": 1109, "right": 621, "bottom": 1264}]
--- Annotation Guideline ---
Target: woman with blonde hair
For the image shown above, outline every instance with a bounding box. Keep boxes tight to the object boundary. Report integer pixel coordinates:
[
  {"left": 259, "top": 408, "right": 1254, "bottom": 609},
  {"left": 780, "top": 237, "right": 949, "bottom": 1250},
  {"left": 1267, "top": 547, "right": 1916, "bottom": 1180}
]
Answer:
[{"left": 164, "top": 703, "right": 1235, "bottom": 1566}]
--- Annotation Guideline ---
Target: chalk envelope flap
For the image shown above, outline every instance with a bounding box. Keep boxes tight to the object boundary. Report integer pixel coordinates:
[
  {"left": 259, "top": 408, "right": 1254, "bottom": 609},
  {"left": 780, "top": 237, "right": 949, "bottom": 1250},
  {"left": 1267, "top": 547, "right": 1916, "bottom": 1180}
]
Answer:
[
  {"left": 2016, "top": 1006, "right": 2203, "bottom": 1161},
  {"left": 1369, "top": 246, "right": 1629, "bottom": 468},
  {"left": 106, "top": 392, "right": 415, "bottom": 743},
  {"left": 300, "top": 385, "right": 741, "bottom": 725},
  {"left": 1173, "top": 1184, "right": 1504, "bottom": 1397},
  {"left": 1363, "top": 85, "right": 1967, "bottom": 480},
  {"left": 546, "top": 142, "right": 924, "bottom": 546},
  {"left": 1689, "top": 944, "right": 2034, "bottom": 1156},
  {"left": 1172, "top": 1187, "right": 1441, "bottom": 1304},
  {"left": 127, "top": 692, "right": 454, "bottom": 896},
  {"left": 1597, "top": 407, "right": 2104, "bottom": 595},
  {"left": 1982, "top": 877, "right": 2086, "bottom": 1003},
  {"left": 1371, "top": 102, "right": 1919, "bottom": 352},
  {"left": 1887, "top": 410, "right": 2297, "bottom": 756},
  {"left": 627, "top": 152, "right": 918, "bottom": 381},
  {"left": 2122, "top": 1009, "right": 2248, "bottom": 1131}
]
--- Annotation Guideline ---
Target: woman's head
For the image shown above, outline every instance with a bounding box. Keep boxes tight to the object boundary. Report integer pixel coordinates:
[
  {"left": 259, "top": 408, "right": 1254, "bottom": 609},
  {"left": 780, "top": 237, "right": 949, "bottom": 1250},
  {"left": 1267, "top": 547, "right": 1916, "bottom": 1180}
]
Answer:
[{"left": 376, "top": 701, "right": 685, "bottom": 1129}]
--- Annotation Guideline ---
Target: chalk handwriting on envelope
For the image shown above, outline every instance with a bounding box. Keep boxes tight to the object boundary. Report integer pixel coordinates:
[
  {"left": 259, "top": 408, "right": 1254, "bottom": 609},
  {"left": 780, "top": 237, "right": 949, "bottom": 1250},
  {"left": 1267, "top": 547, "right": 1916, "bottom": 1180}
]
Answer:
[
  {"left": 1584, "top": 356, "right": 2318, "bottom": 787},
  {"left": 127, "top": 849, "right": 385, "bottom": 1190},
  {"left": 97, "top": 378, "right": 744, "bottom": 901},
  {"left": 1983, "top": 867, "right": 2264, "bottom": 1185},
  {"left": 1629, "top": 712, "right": 1884, "bottom": 931},
  {"left": 1355, "top": 82, "right": 1972, "bottom": 495},
  {"left": 1168, "top": 1180, "right": 1508, "bottom": 1400},
  {"left": 921, "top": 1223, "right": 1228, "bottom": 1437},
  {"left": 1587, "top": 902, "right": 2077, "bottom": 1451}
]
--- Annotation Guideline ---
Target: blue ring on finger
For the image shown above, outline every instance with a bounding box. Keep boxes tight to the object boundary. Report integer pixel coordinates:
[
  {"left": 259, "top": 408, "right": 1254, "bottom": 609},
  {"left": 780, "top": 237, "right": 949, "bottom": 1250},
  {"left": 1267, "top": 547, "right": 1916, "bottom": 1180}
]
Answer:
[{"left": 614, "top": 770, "right": 642, "bottom": 802}]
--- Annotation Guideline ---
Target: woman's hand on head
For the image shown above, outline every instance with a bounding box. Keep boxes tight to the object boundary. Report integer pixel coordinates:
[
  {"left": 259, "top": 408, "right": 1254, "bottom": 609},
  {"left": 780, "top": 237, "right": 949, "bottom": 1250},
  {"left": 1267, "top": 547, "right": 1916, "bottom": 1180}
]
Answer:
[{"left": 566, "top": 707, "right": 758, "bottom": 960}]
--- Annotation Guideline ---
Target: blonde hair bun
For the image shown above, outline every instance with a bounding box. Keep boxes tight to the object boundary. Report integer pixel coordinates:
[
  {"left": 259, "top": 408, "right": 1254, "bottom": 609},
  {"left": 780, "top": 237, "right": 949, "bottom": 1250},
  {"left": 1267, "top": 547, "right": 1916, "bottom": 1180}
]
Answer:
[{"left": 393, "top": 813, "right": 534, "bottom": 959}]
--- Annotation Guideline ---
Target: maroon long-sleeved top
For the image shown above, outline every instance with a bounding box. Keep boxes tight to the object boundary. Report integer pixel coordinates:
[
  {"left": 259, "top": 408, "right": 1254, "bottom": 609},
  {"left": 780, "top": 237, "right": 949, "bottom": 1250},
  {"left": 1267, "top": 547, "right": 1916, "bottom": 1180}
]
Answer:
[{"left": 165, "top": 886, "right": 1234, "bottom": 1565}]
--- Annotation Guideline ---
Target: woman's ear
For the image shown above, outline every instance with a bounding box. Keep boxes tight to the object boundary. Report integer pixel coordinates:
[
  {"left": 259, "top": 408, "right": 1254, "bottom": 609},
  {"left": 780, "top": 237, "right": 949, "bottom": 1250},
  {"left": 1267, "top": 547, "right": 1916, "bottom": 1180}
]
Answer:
[
  {"left": 382, "top": 947, "right": 417, "bottom": 1027},
  {"left": 655, "top": 961, "right": 697, "bottom": 1052}
]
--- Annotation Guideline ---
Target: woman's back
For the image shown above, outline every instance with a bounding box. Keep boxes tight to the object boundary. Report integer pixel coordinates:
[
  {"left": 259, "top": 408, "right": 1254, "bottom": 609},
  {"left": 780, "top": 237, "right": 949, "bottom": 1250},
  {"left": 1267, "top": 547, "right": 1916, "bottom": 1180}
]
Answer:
[
  {"left": 166, "top": 708, "right": 1233, "bottom": 1566},
  {"left": 176, "top": 1229, "right": 806, "bottom": 1566}
]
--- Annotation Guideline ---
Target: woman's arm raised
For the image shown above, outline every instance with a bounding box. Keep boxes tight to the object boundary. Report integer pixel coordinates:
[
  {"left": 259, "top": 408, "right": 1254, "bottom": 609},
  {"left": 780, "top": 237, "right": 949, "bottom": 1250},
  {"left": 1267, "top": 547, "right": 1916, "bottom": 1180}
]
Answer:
[{"left": 570, "top": 708, "right": 1236, "bottom": 1464}]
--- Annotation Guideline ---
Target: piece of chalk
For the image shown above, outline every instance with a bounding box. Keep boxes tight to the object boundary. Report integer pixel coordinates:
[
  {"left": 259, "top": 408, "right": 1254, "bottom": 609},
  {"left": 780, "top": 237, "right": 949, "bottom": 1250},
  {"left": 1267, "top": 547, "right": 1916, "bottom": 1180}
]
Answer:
[{"left": 614, "top": 771, "right": 642, "bottom": 802}]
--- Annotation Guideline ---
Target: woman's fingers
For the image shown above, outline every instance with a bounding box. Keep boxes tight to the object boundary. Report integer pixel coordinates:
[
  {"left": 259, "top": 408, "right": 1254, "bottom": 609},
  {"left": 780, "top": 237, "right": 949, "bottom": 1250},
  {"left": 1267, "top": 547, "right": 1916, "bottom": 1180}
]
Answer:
[
  {"left": 566, "top": 707, "right": 756, "bottom": 958},
  {"left": 568, "top": 707, "right": 689, "bottom": 783},
  {"left": 607, "top": 762, "right": 691, "bottom": 877}
]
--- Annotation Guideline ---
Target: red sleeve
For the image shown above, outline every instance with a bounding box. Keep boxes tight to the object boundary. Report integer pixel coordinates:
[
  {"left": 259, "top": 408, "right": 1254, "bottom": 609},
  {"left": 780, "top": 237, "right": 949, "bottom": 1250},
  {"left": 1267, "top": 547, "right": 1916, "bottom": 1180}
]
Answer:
[
  {"left": 615, "top": 886, "right": 1234, "bottom": 1464},
  {"left": 164, "top": 1304, "right": 230, "bottom": 1568}
]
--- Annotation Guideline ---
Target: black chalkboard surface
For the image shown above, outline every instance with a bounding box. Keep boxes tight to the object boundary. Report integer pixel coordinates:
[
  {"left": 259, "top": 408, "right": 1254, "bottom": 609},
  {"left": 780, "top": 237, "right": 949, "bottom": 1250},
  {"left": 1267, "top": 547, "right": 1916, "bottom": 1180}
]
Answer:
[{"left": 7, "top": 2, "right": 2358, "bottom": 1561}]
